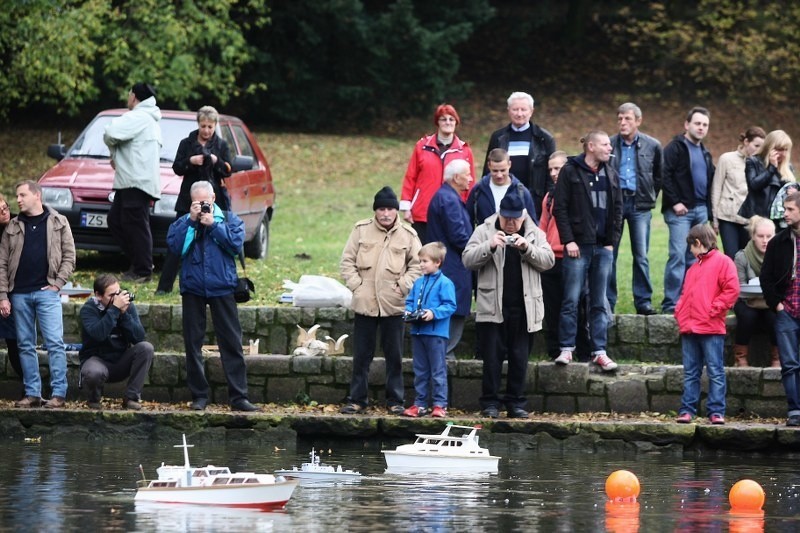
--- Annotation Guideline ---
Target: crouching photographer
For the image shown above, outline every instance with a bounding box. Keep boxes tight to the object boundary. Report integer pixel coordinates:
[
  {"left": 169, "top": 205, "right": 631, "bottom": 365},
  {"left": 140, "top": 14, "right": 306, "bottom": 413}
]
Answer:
[{"left": 79, "top": 273, "right": 154, "bottom": 410}]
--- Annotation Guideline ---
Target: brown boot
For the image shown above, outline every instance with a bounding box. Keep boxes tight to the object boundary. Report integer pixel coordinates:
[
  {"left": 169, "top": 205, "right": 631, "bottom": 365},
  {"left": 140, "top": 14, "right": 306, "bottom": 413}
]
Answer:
[
  {"left": 733, "top": 344, "right": 749, "bottom": 367},
  {"left": 771, "top": 346, "right": 782, "bottom": 368}
]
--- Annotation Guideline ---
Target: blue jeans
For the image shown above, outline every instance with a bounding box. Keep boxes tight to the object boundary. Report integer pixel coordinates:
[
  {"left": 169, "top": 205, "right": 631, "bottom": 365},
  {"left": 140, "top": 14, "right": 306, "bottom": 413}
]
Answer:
[
  {"left": 679, "top": 334, "right": 726, "bottom": 416},
  {"left": 609, "top": 196, "right": 653, "bottom": 312},
  {"left": 412, "top": 335, "right": 448, "bottom": 408},
  {"left": 12, "top": 290, "right": 67, "bottom": 398},
  {"left": 559, "top": 245, "right": 613, "bottom": 353},
  {"left": 662, "top": 205, "right": 708, "bottom": 312},
  {"left": 774, "top": 311, "right": 800, "bottom": 416}
]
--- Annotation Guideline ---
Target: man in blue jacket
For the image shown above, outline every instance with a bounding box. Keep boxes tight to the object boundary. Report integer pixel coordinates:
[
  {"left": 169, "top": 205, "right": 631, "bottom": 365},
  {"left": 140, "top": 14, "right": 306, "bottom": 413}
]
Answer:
[
  {"left": 427, "top": 159, "right": 473, "bottom": 358},
  {"left": 167, "top": 180, "right": 259, "bottom": 412}
]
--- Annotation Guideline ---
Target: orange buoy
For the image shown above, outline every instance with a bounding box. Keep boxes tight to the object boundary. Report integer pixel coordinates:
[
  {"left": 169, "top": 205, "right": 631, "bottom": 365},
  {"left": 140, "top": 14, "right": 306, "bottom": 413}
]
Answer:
[
  {"left": 729, "top": 479, "right": 765, "bottom": 511},
  {"left": 605, "top": 470, "right": 640, "bottom": 502}
]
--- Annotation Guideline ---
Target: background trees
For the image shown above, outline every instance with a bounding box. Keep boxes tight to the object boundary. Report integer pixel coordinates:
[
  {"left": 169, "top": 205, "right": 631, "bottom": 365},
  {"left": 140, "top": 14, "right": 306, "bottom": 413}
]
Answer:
[{"left": 1, "top": 1, "right": 798, "bottom": 127}]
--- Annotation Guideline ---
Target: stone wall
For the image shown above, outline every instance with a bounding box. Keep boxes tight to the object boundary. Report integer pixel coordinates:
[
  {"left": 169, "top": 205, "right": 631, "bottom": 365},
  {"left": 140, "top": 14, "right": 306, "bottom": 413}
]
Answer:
[
  {"left": 0, "top": 352, "right": 787, "bottom": 418},
  {"left": 53, "top": 303, "right": 775, "bottom": 365},
  {"left": 0, "top": 304, "right": 781, "bottom": 415}
]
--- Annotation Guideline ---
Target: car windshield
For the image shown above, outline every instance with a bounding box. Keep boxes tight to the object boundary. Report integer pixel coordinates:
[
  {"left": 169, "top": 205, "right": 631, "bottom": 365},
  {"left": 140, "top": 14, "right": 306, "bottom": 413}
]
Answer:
[{"left": 67, "top": 115, "right": 197, "bottom": 163}]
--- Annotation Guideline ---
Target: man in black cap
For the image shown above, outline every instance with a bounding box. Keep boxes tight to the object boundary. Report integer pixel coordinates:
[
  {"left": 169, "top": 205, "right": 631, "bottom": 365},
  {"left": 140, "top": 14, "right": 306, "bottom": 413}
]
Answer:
[
  {"left": 103, "top": 82, "right": 162, "bottom": 283},
  {"left": 339, "top": 186, "right": 422, "bottom": 414},
  {"left": 463, "top": 190, "right": 554, "bottom": 419}
]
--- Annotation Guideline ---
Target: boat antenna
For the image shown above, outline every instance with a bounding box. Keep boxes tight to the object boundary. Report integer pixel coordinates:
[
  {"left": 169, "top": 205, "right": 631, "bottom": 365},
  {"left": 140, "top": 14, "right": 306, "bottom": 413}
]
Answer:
[
  {"left": 175, "top": 433, "right": 194, "bottom": 468},
  {"left": 139, "top": 464, "right": 146, "bottom": 481}
]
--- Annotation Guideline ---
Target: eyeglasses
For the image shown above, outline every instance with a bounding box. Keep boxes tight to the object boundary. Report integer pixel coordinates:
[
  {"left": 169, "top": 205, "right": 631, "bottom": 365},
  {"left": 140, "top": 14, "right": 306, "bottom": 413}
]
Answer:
[{"left": 0, "top": 206, "right": 8, "bottom": 214}]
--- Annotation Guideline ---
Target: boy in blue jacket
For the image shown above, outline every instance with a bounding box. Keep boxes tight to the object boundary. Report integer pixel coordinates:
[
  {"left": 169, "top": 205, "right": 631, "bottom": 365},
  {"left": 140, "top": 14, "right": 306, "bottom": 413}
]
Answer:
[{"left": 402, "top": 242, "right": 457, "bottom": 418}]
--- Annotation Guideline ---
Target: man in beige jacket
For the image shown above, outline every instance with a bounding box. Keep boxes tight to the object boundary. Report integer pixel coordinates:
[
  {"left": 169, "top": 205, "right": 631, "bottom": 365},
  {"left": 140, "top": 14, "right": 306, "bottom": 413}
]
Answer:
[
  {"left": 340, "top": 186, "right": 421, "bottom": 414},
  {"left": 463, "top": 191, "right": 554, "bottom": 419}
]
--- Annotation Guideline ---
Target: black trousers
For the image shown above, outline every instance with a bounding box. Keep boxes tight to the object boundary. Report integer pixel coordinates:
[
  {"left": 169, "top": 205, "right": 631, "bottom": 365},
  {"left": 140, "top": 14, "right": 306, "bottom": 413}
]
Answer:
[
  {"left": 477, "top": 307, "right": 532, "bottom": 410},
  {"left": 80, "top": 341, "right": 154, "bottom": 400},
  {"left": 108, "top": 187, "right": 153, "bottom": 276},
  {"left": 156, "top": 210, "right": 188, "bottom": 293},
  {"left": 183, "top": 292, "right": 249, "bottom": 404},
  {"left": 734, "top": 300, "right": 776, "bottom": 345},
  {"left": 346, "top": 314, "right": 404, "bottom": 408}
]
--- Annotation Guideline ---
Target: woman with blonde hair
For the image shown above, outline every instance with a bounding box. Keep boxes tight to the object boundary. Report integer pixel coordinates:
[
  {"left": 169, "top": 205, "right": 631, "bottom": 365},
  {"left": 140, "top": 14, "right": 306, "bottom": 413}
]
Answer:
[
  {"left": 739, "top": 130, "right": 795, "bottom": 226},
  {"left": 732, "top": 215, "right": 778, "bottom": 367},
  {"left": 711, "top": 126, "right": 765, "bottom": 258}
]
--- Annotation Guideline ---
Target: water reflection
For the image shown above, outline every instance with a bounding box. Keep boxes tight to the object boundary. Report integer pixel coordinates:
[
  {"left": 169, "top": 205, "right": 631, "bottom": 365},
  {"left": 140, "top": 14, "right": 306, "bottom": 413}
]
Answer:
[
  {"left": 134, "top": 502, "right": 293, "bottom": 532},
  {"left": 0, "top": 439, "right": 799, "bottom": 531}
]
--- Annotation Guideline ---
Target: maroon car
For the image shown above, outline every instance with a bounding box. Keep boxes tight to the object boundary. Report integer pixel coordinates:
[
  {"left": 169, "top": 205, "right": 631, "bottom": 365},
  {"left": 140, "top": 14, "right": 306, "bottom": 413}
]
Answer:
[{"left": 39, "top": 109, "right": 276, "bottom": 258}]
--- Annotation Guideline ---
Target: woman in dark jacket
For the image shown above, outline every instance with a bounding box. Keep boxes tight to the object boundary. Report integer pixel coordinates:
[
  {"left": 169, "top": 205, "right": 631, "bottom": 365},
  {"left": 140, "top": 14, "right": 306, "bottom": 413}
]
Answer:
[
  {"left": 156, "top": 106, "right": 233, "bottom": 294},
  {"left": 739, "top": 130, "right": 794, "bottom": 225}
]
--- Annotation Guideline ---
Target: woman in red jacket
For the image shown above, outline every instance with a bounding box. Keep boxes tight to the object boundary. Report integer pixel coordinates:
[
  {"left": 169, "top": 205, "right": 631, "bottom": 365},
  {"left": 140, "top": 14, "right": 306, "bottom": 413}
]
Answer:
[
  {"left": 400, "top": 104, "right": 474, "bottom": 244},
  {"left": 674, "top": 224, "right": 740, "bottom": 425}
]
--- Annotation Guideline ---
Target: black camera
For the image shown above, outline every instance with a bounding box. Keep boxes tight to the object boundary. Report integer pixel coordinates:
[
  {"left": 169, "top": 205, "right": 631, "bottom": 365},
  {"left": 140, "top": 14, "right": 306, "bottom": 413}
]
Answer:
[
  {"left": 403, "top": 309, "right": 425, "bottom": 323},
  {"left": 119, "top": 289, "right": 135, "bottom": 301},
  {"left": 200, "top": 201, "right": 212, "bottom": 214}
]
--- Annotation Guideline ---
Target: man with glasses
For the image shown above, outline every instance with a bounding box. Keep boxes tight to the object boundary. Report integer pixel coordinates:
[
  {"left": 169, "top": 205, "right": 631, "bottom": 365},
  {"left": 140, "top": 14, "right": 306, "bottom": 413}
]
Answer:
[{"left": 78, "top": 273, "right": 154, "bottom": 410}]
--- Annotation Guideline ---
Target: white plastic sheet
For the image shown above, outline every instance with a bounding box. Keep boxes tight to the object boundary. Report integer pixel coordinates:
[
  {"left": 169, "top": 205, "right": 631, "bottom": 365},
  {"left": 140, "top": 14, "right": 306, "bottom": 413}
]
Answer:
[{"left": 282, "top": 275, "right": 352, "bottom": 308}]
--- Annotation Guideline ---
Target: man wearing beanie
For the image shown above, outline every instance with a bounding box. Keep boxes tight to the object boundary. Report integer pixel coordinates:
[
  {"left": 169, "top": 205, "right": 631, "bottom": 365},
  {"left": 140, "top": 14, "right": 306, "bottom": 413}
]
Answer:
[
  {"left": 340, "top": 186, "right": 422, "bottom": 414},
  {"left": 103, "top": 82, "right": 162, "bottom": 283},
  {"left": 463, "top": 190, "right": 554, "bottom": 419}
]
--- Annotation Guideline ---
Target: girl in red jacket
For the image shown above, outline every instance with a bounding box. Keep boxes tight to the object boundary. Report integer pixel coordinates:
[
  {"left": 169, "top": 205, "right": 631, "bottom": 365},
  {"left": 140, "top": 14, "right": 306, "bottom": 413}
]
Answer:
[{"left": 674, "top": 224, "right": 740, "bottom": 425}]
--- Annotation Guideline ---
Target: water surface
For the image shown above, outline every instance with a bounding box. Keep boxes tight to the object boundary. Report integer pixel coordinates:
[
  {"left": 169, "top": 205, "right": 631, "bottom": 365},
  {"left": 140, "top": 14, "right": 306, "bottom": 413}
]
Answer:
[{"left": 0, "top": 436, "right": 798, "bottom": 532}]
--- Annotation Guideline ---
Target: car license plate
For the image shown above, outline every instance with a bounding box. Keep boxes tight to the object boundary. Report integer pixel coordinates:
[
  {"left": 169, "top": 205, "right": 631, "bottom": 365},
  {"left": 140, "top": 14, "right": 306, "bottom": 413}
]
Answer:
[{"left": 80, "top": 212, "right": 108, "bottom": 228}]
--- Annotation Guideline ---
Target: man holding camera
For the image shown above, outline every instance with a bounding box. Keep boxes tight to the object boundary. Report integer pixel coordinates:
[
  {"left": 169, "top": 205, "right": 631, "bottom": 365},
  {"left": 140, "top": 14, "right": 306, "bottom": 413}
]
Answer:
[
  {"left": 462, "top": 191, "right": 554, "bottom": 419},
  {"left": 79, "top": 273, "right": 154, "bottom": 410},
  {"left": 167, "top": 180, "right": 259, "bottom": 412}
]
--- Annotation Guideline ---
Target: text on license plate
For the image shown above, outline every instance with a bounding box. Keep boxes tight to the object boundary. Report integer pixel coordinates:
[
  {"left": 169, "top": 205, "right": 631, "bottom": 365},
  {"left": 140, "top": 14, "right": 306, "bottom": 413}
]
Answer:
[{"left": 80, "top": 212, "right": 108, "bottom": 228}]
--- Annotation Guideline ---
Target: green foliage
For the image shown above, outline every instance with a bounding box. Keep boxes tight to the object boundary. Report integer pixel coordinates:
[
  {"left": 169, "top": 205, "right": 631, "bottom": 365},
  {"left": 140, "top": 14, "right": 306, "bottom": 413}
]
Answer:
[
  {"left": 0, "top": 0, "right": 105, "bottom": 114},
  {"left": 603, "top": 1, "right": 800, "bottom": 102},
  {"left": 0, "top": 0, "right": 269, "bottom": 116},
  {"left": 247, "top": 0, "right": 494, "bottom": 128}
]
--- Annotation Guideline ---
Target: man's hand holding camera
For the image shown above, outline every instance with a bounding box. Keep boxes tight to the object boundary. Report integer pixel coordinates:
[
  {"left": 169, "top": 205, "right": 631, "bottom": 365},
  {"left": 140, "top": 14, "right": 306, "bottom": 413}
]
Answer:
[
  {"left": 112, "top": 289, "right": 134, "bottom": 313},
  {"left": 491, "top": 231, "right": 527, "bottom": 251},
  {"left": 190, "top": 200, "right": 215, "bottom": 226}
]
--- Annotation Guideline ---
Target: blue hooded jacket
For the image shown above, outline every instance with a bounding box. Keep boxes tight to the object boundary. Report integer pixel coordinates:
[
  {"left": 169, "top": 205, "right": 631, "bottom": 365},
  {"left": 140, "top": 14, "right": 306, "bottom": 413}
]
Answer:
[
  {"left": 404, "top": 270, "right": 456, "bottom": 338},
  {"left": 166, "top": 204, "right": 244, "bottom": 297}
]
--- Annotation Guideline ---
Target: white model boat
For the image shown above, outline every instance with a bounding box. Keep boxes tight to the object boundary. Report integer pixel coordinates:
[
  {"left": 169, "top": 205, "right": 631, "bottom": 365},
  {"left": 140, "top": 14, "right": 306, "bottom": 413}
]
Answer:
[
  {"left": 274, "top": 448, "right": 362, "bottom": 481},
  {"left": 382, "top": 423, "right": 500, "bottom": 474},
  {"left": 135, "top": 434, "right": 297, "bottom": 510}
]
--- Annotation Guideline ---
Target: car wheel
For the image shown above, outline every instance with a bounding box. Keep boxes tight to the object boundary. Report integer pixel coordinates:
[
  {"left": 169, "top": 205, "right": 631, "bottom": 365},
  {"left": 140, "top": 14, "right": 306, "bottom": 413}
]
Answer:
[{"left": 244, "top": 216, "right": 269, "bottom": 259}]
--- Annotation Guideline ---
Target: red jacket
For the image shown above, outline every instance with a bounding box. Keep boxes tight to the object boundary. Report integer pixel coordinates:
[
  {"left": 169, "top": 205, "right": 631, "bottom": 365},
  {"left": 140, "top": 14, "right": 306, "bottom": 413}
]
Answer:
[
  {"left": 674, "top": 249, "right": 740, "bottom": 335},
  {"left": 400, "top": 134, "right": 474, "bottom": 223},
  {"left": 538, "top": 192, "right": 563, "bottom": 259}
]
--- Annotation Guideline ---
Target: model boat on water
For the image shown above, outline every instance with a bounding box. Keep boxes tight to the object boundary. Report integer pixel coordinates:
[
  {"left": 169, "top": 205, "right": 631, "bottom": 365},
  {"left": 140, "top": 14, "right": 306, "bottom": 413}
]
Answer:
[
  {"left": 274, "top": 448, "right": 362, "bottom": 481},
  {"left": 382, "top": 423, "right": 500, "bottom": 474},
  {"left": 135, "top": 434, "right": 297, "bottom": 510}
]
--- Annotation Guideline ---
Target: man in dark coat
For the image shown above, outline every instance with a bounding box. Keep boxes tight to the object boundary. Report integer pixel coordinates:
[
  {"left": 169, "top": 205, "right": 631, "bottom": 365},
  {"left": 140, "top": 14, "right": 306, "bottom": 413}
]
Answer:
[
  {"left": 427, "top": 159, "right": 474, "bottom": 358},
  {"left": 483, "top": 91, "right": 556, "bottom": 220}
]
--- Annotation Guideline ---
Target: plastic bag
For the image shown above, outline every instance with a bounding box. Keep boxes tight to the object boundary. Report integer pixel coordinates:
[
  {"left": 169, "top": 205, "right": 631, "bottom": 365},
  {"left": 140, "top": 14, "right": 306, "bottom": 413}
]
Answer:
[{"left": 282, "top": 275, "right": 352, "bottom": 308}]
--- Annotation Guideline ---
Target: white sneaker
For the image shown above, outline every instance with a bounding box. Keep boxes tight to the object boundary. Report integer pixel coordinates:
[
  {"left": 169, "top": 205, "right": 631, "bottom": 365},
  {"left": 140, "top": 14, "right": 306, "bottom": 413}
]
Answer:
[
  {"left": 555, "top": 351, "right": 572, "bottom": 365},
  {"left": 593, "top": 352, "right": 618, "bottom": 371}
]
